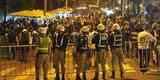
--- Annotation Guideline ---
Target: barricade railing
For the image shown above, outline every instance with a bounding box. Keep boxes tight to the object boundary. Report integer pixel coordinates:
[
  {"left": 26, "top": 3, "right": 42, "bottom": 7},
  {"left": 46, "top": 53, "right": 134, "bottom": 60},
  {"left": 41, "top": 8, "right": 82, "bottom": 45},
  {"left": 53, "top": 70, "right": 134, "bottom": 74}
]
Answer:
[
  {"left": 0, "top": 43, "right": 75, "bottom": 79},
  {"left": 0, "top": 44, "right": 37, "bottom": 79}
]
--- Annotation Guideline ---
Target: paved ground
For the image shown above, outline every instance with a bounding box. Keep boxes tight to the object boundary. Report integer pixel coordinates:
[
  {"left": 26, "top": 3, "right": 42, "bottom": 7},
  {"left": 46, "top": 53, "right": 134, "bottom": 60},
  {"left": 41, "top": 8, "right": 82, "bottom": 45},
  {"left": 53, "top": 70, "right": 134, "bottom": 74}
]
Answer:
[{"left": 0, "top": 46, "right": 160, "bottom": 80}]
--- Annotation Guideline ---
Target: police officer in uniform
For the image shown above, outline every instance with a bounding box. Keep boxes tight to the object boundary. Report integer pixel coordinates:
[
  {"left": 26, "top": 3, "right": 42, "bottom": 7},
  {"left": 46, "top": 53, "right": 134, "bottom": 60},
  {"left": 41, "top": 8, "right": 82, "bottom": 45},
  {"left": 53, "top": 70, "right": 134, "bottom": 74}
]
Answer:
[
  {"left": 138, "top": 25, "right": 156, "bottom": 73},
  {"left": 155, "top": 29, "right": 160, "bottom": 71},
  {"left": 53, "top": 25, "right": 69, "bottom": 80},
  {"left": 36, "top": 26, "right": 52, "bottom": 80},
  {"left": 76, "top": 26, "right": 89, "bottom": 80},
  {"left": 109, "top": 23, "right": 124, "bottom": 79},
  {"left": 92, "top": 24, "right": 109, "bottom": 80}
]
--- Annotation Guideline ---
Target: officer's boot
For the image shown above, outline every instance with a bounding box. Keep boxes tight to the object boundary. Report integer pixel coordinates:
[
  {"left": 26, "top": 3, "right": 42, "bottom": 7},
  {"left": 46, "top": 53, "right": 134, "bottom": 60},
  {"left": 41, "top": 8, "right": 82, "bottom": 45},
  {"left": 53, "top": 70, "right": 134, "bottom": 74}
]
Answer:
[
  {"left": 120, "top": 71, "right": 124, "bottom": 80},
  {"left": 93, "top": 72, "right": 98, "bottom": 80},
  {"left": 82, "top": 72, "right": 87, "bottom": 80},
  {"left": 55, "top": 73, "right": 60, "bottom": 80},
  {"left": 76, "top": 73, "right": 81, "bottom": 80},
  {"left": 111, "top": 71, "right": 115, "bottom": 79},
  {"left": 62, "top": 73, "right": 65, "bottom": 80},
  {"left": 102, "top": 71, "right": 106, "bottom": 80}
]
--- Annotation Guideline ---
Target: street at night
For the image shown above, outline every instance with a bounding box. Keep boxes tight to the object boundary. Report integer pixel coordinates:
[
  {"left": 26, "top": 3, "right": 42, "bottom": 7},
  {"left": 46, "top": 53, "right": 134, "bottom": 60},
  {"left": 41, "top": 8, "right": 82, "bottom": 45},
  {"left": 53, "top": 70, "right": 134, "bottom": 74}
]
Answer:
[{"left": 0, "top": 0, "right": 160, "bottom": 80}]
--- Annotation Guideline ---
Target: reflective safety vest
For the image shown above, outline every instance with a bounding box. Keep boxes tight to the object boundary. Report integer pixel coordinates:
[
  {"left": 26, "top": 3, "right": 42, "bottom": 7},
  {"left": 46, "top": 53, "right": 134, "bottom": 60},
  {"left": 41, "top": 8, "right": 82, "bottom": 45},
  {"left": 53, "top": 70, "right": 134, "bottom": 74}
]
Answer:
[
  {"left": 77, "top": 34, "right": 89, "bottom": 50},
  {"left": 156, "top": 37, "right": 160, "bottom": 53},
  {"left": 93, "top": 33, "right": 108, "bottom": 49},
  {"left": 37, "top": 36, "right": 51, "bottom": 53},
  {"left": 54, "top": 32, "right": 69, "bottom": 49},
  {"left": 112, "top": 30, "right": 123, "bottom": 48}
]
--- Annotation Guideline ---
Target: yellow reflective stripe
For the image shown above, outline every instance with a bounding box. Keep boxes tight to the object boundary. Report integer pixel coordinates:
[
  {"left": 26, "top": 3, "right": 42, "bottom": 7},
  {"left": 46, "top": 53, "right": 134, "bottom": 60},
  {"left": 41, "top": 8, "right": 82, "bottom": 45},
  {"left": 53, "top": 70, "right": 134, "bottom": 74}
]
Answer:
[
  {"left": 37, "top": 48, "right": 48, "bottom": 50},
  {"left": 37, "top": 48, "right": 48, "bottom": 53}
]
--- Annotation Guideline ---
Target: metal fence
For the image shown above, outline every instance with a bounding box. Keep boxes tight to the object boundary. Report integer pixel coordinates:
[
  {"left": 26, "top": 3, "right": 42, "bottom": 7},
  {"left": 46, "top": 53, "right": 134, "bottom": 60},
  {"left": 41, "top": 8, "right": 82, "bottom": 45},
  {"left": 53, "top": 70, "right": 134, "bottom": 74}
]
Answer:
[
  {"left": 0, "top": 44, "right": 75, "bottom": 79},
  {"left": 0, "top": 44, "right": 37, "bottom": 79}
]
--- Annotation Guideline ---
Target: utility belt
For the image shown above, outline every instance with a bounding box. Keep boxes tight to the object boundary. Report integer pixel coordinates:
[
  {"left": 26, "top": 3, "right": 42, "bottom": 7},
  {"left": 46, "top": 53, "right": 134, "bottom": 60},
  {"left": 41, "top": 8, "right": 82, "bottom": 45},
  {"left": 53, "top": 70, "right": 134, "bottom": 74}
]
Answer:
[
  {"left": 55, "top": 46, "right": 67, "bottom": 51},
  {"left": 96, "top": 47, "right": 108, "bottom": 52},
  {"left": 97, "top": 45, "right": 108, "bottom": 49},
  {"left": 79, "top": 47, "right": 89, "bottom": 50},
  {"left": 111, "top": 46, "right": 122, "bottom": 49},
  {"left": 78, "top": 47, "right": 89, "bottom": 52}
]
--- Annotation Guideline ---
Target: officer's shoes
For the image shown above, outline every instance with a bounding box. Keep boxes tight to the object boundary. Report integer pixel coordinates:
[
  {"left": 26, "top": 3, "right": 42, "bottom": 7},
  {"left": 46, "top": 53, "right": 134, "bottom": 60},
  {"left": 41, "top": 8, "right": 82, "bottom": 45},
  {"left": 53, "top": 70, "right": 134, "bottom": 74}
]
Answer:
[
  {"left": 120, "top": 73, "right": 125, "bottom": 80},
  {"left": 76, "top": 74, "right": 81, "bottom": 80},
  {"left": 93, "top": 73, "right": 98, "bottom": 80},
  {"left": 111, "top": 71, "right": 115, "bottom": 79},
  {"left": 102, "top": 72, "right": 106, "bottom": 80},
  {"left": 55, "top": 73, "right": 60, "bottom": 80},
  {"left": 82, "top": 72, "right": 87, "bottom": 80},
  {"left": 62, "top": 73, "right": 65, "bottom": 80}
]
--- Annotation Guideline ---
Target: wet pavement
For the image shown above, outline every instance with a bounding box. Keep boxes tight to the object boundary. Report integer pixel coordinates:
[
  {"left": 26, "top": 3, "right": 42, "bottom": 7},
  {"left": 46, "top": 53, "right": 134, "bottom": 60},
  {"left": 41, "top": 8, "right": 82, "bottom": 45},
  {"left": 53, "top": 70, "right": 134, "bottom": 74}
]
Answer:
[{"left": 0, "top": 46, "right": 160, "bottom": 80}]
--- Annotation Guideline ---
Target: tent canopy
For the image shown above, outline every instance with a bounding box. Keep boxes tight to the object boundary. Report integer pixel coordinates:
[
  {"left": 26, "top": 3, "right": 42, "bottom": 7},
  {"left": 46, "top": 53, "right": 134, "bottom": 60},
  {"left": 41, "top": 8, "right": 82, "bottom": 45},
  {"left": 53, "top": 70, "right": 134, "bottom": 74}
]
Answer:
[{"left": 9, "top": 10, "right": 53, "bottom": 17}]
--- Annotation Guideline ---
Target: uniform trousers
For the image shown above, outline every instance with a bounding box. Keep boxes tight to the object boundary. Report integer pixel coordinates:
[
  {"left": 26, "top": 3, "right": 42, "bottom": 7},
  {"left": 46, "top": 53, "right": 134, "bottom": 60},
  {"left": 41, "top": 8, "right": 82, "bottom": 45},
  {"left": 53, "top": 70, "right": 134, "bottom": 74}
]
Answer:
[{"left": 36, "top": 53, "right": 49, "bottom": 80}]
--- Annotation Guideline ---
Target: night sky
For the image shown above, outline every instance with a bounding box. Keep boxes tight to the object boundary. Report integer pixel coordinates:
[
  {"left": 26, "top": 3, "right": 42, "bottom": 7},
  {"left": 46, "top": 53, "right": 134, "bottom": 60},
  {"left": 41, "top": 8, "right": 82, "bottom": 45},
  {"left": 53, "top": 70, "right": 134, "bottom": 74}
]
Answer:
[{"left": 6, "top": 0, "right": 66, "bottom": 12}]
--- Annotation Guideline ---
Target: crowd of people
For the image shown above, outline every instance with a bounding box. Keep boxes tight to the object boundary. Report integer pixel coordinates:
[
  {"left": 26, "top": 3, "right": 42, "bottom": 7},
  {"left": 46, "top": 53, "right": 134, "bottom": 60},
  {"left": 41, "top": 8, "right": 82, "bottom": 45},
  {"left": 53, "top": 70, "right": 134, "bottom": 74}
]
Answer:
[{"left": 0, "top": 13, "right": 160, "bottom": 80}]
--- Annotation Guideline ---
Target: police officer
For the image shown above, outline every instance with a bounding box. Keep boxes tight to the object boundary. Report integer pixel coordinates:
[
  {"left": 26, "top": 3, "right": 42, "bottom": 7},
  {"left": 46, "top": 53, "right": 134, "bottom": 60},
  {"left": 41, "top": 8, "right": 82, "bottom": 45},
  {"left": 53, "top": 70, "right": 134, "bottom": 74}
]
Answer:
[
  {"left": 76, "top": 26, "right": 89, "bottom": 80},
  {"left": 92, "top": 24, "right": 109, "bottom": 80},
  {"left": 155, "top": 29, "right": 160, "bottom": 71},
  {"left": 109, "top": 23, "right": 124, "bottom": 79},
  {"left": 53, "top": 25, "right": 69, "bottom": 80},
  {"left": 138, "top": 25, "right": 156, "bottom": 73},
  {"left": 36, "top": 26, "right": 52, "bottom": 80}
]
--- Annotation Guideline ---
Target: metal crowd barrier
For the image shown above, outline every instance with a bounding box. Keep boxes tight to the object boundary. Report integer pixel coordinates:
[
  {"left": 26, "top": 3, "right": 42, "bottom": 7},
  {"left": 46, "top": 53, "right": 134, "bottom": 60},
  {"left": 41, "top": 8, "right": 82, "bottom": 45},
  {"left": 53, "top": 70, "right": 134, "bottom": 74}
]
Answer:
[
  {"left": 0, "top": 44, "right": 37, "bottom": 48},
  {"left": 0, "top": 44, "right": 75, "bottom": 79},
  {"left": 0, "top": 44, "right": 38, "bottom": 79}
]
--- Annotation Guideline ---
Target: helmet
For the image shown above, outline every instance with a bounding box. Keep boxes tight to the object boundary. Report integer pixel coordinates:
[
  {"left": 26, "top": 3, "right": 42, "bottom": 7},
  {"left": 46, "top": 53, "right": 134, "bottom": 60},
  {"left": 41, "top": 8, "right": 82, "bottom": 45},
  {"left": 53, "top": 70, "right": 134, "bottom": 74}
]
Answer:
[
  {"left": 80, "top": 26, "right": 89, "bottom": 32},
  {"left": 97, "top": 24, "right": 105, "bottom": 31}
]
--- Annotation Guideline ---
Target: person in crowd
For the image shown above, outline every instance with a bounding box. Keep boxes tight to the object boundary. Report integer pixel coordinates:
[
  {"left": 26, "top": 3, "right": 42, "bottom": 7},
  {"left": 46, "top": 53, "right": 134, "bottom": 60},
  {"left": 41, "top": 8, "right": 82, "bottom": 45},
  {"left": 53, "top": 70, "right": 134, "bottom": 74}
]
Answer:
[
  {"left": 129, "top": 19, "right": 139, "bottom": 58},
  {"left": 8, "top": 26, "right": 17, "bottom": 60},
  {"left": 76, "top": 26, "right": 90, "bottom": 80},
  {"left": 53, "top": 24, "right": 69, "bottom": 80},
  {"left": 36, "top": 26, "right": 52, "bottom": 80},
  {"left": 88, "top": 24, "right": 97, "bottom": 67},
  {"left": 32, "top": 29, "right": 39, "bottom": 48},
  {"left": 92, "top": 24, "right": 109, "bottom": 80},
  {"left": 109, "top": 17, "right": 124, "bottom": 79},
  {"left": 70, "top": 28, "right": 80, "bottom": 67},
  {"left": 19, "top": 26, "right": 30, "bottom": 62},
  {"left": 138, "top": 24, "right": 157, "bottom": 73},
  {"left": 122, "top": 21, "right": 131, "bottom": 58}
]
